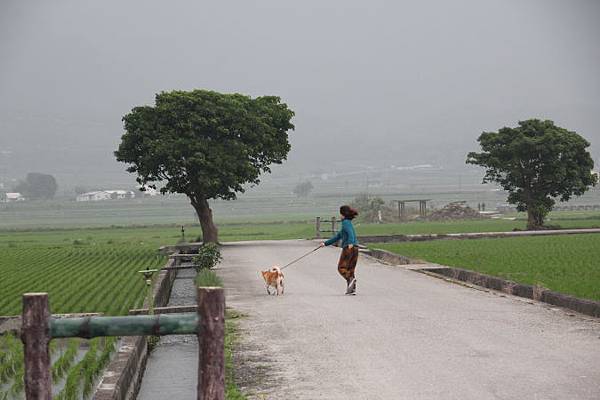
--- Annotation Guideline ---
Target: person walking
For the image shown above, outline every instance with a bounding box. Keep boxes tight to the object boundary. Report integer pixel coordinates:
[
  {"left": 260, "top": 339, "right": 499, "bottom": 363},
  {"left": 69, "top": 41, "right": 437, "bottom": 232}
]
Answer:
[{"left": 320, "top": 205, "right": 359, "bottom": 295}]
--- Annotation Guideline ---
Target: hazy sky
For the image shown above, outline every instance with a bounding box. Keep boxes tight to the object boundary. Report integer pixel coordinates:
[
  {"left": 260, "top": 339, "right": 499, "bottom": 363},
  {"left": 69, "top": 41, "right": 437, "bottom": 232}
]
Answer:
[{"left": 1, "top": 0, "right": 599, "bottom": 186}]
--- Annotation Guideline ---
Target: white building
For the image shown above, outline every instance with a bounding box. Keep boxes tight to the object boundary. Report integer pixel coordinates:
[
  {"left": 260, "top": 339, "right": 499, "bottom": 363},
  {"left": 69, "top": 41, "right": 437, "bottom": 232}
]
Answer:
[
  {"left": 4, "top": 192, "right": 25, "bottom": 202},
  {"left": 140, "top": 186, "right": 159, "bottom": 197},
  {"left": 76, "top": 190, "right": 135, "bottom": 202}
]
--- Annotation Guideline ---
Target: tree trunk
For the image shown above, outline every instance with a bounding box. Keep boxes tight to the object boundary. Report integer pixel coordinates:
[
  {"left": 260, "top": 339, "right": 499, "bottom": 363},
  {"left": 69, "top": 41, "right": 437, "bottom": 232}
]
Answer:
[
  {"left": 191, "top": 198, "right": 219, "bottom": 243},
  {"left": 526, "top": 207, "right": 544, "bottom": 230},
  {"left": 526, "top": 209, "right": 537, "bottom": 230}
]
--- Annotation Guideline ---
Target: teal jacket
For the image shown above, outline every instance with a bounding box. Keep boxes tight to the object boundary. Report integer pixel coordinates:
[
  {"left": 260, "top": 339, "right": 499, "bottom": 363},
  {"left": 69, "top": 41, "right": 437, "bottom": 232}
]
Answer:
[{"left": 325, "top": 219, "right": 358, "bottom": 247}]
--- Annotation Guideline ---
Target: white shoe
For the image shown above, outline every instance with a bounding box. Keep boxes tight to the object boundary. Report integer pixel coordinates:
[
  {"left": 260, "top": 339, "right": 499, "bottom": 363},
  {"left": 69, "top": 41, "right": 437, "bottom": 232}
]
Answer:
[{"left": 345, "top": 278, "right": 356, "bottom": 295}]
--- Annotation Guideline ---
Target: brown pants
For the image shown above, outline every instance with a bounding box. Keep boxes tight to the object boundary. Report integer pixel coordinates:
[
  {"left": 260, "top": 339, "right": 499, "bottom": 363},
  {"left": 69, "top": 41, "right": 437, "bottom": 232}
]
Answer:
[{"left": 337, "top": 246, "right": 359, "bottom": 282}]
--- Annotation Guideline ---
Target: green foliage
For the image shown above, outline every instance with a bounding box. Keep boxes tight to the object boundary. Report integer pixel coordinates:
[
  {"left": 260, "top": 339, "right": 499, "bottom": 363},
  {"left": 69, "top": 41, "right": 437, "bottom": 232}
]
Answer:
[
  {"left": 375, "top": 233, "right": 600, "bottom": 302},
  {"left": 115, "top": 89, "right": 295, "bottom": 242},
  {"left": 193, "top": 243, "right": 223, "bottom": 271},
  {"left": 0, "top": 334, "right": 22, "bottom": 387},
  {"left": 225, "top": 310, "right": 246, "bottom": 400},
  {"left": 15, "top": 172, "right": 58, "bottom": 200},
  {"left": 195, "top": 268, "right": 224, "bottom": 288},
  {"left": 293, "top": 180, "right": 314, "bottom": 197},
  {"left": 351, "top": 194, "right": 393, "bottom": 223},
  {"left": 467, "top": 119, "right": 597, "bottom": 229},
  {"left": 52, "top": 339, "right": 80, "bottom": 382}
]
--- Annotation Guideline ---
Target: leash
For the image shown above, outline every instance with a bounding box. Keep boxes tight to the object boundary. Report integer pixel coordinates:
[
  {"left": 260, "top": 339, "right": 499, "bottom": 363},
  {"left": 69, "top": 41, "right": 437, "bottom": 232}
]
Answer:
[{"left": 280, "top": 246, "right": 321, "bottom": 270}]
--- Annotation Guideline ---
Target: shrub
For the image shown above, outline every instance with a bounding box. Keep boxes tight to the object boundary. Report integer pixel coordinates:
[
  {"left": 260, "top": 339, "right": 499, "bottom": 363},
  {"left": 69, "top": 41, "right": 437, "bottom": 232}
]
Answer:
[
  {"left": 193, "top": 243, "right": 222, "bottom": 271},
  {"left": 351, "top": 194, "right": 395, "bottom": 223}
]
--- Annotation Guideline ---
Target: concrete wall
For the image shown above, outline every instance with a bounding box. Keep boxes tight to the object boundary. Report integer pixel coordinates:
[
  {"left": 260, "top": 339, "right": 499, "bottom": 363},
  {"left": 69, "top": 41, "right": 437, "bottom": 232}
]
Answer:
[{"left": 358, "top": 228, "right": 600, "bottom": 244}]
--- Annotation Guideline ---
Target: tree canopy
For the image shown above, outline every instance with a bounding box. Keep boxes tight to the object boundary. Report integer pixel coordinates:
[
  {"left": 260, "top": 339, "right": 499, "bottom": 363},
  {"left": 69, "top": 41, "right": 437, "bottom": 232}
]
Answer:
[
  {"left": 293, "top": 180, "right": 314, "bottom": 197},
  {"left": 115, "top": 89, "right": 294, "bottom": 242},
  {"left": 15, "top": 172, "right": 58, "bottom": 200},
  {"left": 467, "top": 119, "right": 597, "bottom": 229}
]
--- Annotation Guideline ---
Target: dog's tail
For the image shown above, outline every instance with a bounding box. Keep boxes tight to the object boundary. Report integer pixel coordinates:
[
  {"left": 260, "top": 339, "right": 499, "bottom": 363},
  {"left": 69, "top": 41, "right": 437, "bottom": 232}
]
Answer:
[{"left": 271, "top": 266, "right": 283, "bottom": 276}]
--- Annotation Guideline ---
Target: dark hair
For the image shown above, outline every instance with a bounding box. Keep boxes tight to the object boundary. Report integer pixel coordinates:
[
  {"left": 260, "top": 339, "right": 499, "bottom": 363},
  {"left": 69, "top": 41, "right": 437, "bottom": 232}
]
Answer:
[{"left": 340, "top": 205, "right": 358, "bottom": 220}]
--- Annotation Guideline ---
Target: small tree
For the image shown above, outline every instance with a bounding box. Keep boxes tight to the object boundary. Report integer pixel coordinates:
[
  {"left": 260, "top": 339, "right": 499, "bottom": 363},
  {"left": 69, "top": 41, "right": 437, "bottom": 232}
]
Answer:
[
  {"left": 467, "top": 119, "right": 597, "bottom": 229},
  {"left": 115, "top": 89, "right": 294, "bottom": 243},
  {"left": 351, "top": 193, "right": 392, "bottom": 223},
  {"left": 293, "top": 180, "right": 314, "bottom": 197},
  {"left": 193, "top": 243, "right": 223, "bottom": 272}
]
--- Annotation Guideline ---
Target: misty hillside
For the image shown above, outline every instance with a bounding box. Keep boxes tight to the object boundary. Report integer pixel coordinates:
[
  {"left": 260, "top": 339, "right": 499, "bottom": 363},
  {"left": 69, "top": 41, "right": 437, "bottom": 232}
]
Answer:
[{"left": 1, "top": 0, "right": 598, "bottom": 190}]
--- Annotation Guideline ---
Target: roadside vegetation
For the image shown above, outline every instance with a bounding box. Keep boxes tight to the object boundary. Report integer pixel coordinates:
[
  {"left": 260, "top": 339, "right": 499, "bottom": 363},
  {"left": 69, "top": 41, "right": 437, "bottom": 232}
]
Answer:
[
  {"left": 224, "top": 310, "right": 247, "bottom": 400},
  {"left": 193, "top": 260, "right": 245, "bottom": 400},
  {"left": 374, "top": 234, "right": 600, "bottom": 302}
]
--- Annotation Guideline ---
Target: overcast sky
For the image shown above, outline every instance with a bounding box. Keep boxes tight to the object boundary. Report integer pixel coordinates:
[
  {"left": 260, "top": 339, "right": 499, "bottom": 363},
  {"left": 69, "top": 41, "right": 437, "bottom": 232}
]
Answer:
[{"left": 1, "top": 0, "right": 599, "bottom": 187}]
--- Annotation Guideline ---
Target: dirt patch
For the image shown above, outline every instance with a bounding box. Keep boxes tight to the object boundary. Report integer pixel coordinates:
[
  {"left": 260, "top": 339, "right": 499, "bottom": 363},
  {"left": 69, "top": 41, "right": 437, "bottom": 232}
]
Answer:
[
  {"left": 232, "top": 328, "right": 276, "bottom": 399},
  {"left": 422, "top": 201, "right": 487, "bottom": 221}
]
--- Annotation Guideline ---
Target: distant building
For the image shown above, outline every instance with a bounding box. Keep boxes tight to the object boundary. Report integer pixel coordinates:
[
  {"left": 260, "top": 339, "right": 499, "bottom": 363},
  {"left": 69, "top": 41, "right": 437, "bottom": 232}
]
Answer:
[
  {"left": 140, "top": 186, "right": 159, "bottom": 197},
  {"left": 4, "top": 192, "right": 25, "bottom": 202},
  {"left": 76, "top": 190, "right": 135, "bottom": 202},
  {"left": 76, "top": 191, "right": 110, "bottom": 202}
]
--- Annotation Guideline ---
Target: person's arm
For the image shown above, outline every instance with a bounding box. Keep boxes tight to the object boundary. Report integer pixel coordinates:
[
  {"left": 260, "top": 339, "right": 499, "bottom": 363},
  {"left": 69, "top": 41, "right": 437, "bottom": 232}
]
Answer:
[
  {"left": 343, "top": 220, "right": 356, "bottom": 248},
  {"left": 322, "top": 230, "right": 342, "bottom": 246}
]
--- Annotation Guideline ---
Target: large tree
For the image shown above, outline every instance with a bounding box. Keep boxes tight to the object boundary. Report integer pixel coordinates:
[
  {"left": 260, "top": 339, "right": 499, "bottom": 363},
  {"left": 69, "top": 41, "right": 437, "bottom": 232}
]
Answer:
[
  {"left": 115, "top": 89, "right": 294, "bottom": 243},
  {"left": 467, "top": 119, "right": 597, "bottom": 230},
  {"left": 15, "top": 172, "right": 58, "bottom": 200}
]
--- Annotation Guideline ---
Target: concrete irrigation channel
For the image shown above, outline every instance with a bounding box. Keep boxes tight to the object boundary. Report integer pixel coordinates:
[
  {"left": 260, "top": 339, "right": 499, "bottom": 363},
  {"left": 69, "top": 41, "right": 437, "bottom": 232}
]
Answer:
[
  {"left": 134, "top": 239, "right": 600, "bottom": 399},
  {"left": 136, "top": 268, "right": 198, "bottom": 399}
]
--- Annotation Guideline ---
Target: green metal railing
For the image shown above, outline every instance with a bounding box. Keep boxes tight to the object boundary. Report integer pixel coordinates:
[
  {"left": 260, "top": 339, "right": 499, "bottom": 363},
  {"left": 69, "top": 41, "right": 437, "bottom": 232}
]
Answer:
[{"left": 50, "top": 313, "right": 199, "bottom": 338}]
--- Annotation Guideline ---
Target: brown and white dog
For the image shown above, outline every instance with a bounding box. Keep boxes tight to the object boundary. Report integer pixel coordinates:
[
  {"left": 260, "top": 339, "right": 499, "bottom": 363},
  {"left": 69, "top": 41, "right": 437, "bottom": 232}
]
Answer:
[{"left": 260, "top": 266, "right": 284, "bottom": 295}]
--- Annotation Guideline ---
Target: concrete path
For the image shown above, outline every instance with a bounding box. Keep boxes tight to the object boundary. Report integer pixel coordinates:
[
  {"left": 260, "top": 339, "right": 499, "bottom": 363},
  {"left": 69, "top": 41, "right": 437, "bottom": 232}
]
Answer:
[{"left": 221, "top": 240, "right": 600, "bottom": 400}]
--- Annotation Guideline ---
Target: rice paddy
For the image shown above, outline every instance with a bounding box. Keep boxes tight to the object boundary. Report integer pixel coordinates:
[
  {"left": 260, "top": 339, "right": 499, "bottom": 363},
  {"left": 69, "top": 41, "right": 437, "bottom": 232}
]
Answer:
[{"left": 373, "top": 234, "right": 600, "bottom": 302}]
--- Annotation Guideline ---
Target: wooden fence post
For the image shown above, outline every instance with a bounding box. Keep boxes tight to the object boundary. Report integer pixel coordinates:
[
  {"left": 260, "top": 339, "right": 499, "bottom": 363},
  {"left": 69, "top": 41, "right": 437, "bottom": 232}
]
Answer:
[
  {"left": 22, "top": 293, "right": 52, "bottom": 400},
  {"left": 331, "top": 216, "right": 336, "bottom": 233},
  {"left": 197, "top": 287, "right": 225, "bottom": 400},
  {"left": 315, "top": 216, "right": 321, "bottom": 239}
]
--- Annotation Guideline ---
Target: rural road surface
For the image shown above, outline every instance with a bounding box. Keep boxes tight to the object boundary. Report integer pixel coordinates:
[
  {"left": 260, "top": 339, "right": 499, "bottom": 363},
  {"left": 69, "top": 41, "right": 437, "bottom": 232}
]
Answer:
[{"left": 220, "top": 240, "right": 600, "bottom": 400}]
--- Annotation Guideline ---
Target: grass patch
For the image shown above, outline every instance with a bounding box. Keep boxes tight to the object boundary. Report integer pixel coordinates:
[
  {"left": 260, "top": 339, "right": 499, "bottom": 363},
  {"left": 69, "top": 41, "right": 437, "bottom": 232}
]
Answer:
[
  {"left": 195, "top": 269, "right": 224, "bottom": 287},
  {"left": 194, "top": 270, "right": 245, "bottom": 399},
  {"left": 373, "top": 234, "right": 600, "bottom": 302},
  {"left": 225, "top": 310, "right": 247, "bottom": 400},
  {"left": 193, "top": 272, "right": 245, "bottom": 399}
]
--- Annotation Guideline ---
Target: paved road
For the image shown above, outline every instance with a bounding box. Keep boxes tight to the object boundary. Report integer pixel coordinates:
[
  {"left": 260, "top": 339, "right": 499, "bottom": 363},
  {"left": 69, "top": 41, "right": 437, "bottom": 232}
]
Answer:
[{"left": 220, "top": 240, "right": 600, "bottom": 400}]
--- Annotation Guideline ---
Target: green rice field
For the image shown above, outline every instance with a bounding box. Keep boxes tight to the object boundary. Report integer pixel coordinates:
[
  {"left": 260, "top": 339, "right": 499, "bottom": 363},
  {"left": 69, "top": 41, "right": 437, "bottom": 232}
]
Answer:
[
  {"left": 373, "top": 234, "right": 600, "bottom": 302},
  {"left": 0, "top": 231, "right": 167, "bottom": 316},
  {"left": 0, "top": 228, "right": 172, "bottom": 399}
]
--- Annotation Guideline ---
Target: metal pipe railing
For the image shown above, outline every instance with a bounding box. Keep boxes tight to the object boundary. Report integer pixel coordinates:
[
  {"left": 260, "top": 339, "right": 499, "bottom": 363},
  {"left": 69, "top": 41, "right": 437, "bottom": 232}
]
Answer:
[{"left": 50, "top": 313, "right": 199, "bottom": 338}]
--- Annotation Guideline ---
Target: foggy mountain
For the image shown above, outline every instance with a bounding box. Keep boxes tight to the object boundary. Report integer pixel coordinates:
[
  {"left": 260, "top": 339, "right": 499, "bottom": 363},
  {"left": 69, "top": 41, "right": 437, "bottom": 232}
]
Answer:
[{"left": 1, "top": 0, "right": 599, "bottom": 190}]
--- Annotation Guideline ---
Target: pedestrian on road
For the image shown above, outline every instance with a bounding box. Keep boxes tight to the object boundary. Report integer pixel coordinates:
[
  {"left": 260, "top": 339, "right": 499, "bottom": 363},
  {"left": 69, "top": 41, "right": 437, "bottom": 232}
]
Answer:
[{"left": 320, "top": 205, "right": 359, "bottom": 295}]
